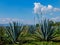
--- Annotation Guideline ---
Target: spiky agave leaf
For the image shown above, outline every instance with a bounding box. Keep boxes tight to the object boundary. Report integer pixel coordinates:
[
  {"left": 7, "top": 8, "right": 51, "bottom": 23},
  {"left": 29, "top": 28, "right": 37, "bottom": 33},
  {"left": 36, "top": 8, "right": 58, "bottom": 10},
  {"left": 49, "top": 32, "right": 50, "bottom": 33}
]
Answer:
[
  {"left": 35, "top": 19, "right": 57, "bottom": 41},
  {"left": 28, "top": 25, "right": 36, "bottom": 34},
  {"left": 5, "top": 21, "right": 23, "bottom": 43}
]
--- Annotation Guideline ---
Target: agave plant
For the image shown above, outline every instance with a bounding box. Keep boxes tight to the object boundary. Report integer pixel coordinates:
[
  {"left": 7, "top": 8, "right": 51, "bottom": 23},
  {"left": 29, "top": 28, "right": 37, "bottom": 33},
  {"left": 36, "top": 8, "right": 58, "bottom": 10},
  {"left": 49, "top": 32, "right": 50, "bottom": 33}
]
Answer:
[
  {"left": 28, "top": 25, "right": 36, "bottom": 34},
  {"left": 17, "top": 25, "right": 37, "bottom": 44},
  {"left": 35, "top": 19, "right": 57, "bottom": 41},
  {"left": 5, "top": 22, "right": 23, "bottom": 43}
]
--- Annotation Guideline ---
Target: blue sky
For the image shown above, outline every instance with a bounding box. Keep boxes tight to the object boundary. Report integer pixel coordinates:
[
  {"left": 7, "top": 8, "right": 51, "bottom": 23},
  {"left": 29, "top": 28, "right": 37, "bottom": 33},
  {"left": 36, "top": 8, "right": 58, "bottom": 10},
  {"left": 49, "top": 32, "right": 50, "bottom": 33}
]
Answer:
[{"left": 0, "top": 0, "right": 60, "bottom": 24}]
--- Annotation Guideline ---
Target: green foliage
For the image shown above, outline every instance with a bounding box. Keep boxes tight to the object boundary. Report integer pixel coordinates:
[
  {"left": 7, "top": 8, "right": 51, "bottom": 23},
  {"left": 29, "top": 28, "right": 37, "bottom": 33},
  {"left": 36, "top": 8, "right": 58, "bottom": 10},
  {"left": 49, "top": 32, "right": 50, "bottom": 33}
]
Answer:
[
  {"left": 35, "top": 19, "right": 57, "bottom": 41},
  {"left": 5, "top": 22, "right": 23, "bottom": 43},
  {"left": 18, "top": 25, "right": 36, "bottom": 44},
  {"left": 28, "top": 25, "right": 36, "bottom": 34},
  {"left": 0, "top": 20, "right": 60, "bottom": 44},
  {"left": 22, "top": 41, "right": 60, "bottom": 45},
  {"left": 0, "top": 26, "right": 9, "bottom": 44}
]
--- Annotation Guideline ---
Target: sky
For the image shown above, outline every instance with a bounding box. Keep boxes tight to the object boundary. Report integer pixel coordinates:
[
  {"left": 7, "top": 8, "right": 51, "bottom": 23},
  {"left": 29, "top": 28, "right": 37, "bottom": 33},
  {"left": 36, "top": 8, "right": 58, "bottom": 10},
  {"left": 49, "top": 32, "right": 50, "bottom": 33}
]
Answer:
[{"left": 0, "top": 0, "right": 60, "bottom": 24}]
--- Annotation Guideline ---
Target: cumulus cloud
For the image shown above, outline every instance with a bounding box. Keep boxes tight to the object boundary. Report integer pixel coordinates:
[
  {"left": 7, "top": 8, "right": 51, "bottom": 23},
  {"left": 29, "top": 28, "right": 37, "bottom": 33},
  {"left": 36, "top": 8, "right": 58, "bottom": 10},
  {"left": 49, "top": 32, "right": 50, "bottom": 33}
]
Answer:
[
  {"left": 34, "top": 2, "right": 43, "bottom": 14},
  {"left": 34, "top": 2, "right": 60, "bottom": 15}
]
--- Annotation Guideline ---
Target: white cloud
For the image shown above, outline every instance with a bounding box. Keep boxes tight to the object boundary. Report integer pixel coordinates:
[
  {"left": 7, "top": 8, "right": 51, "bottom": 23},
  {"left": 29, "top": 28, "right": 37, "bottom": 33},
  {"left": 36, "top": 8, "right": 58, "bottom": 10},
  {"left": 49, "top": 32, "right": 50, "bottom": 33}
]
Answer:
[
  {"left": 48, "top": 5, "right": 53, "bottom": 10},
  {"left": 0, "top": 18, "right": 23, "bottom": 24},
  {"left": 0, "top": 18, "right": 34, "bottom": 25},
  {"left": 34, "top": 2, "right": 42, "bottom": 14},
  {"left": 33, "top": 2, "right": 60, "bottom": 15},
  {"left": 53, "top": 8, "right": 60, "bottom": 12},
  {"left": 50, "top": 17, "right": 60, "bottom": 22}
]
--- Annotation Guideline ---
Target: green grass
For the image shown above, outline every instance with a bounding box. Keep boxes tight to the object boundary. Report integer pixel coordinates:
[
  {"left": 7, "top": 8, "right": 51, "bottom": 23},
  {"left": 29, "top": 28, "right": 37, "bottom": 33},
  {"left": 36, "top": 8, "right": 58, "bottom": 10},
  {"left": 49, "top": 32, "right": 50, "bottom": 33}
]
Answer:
[
  {"left": 22, "top": 41, "right": 60, "bottom": 45},
  {"left": 1, "top": 39, "right": 60, "bottom": 45}
]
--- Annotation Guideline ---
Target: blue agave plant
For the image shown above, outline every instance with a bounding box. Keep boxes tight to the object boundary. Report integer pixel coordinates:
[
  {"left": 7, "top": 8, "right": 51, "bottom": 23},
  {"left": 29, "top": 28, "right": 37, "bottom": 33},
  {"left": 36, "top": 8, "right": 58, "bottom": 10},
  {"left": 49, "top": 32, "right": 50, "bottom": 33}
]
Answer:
[
  {"left": 35, "top": 19, "right": 57, "bottom": 41},
  {"left": 28, "top": 25, "right": 36, "bottom": 34},
  {"left": 5, "top": 22, "right": 23, "bottom": 43}
]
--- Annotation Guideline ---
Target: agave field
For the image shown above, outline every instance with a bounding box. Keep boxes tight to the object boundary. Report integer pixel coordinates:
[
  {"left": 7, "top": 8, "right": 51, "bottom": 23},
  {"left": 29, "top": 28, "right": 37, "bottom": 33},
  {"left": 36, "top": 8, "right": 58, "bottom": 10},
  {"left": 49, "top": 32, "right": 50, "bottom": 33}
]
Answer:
[
  {"left": 0, "top": 19, "right": 60, "bottom": 45},
  {"left": 0, "top": 1, "right": 60, "bottom": 45}
]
